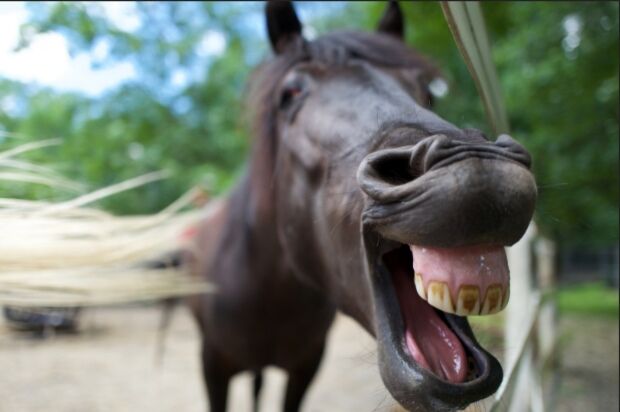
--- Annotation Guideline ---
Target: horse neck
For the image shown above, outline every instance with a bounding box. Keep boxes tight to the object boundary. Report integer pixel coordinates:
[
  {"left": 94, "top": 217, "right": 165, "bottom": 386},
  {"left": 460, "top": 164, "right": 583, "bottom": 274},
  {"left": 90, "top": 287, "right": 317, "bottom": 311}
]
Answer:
[
  {"left": 247, "top": 141, "right": 277, "bottom": 228},
  {"left": 230, "top": 146, "right": 281, "bottom": 264}
]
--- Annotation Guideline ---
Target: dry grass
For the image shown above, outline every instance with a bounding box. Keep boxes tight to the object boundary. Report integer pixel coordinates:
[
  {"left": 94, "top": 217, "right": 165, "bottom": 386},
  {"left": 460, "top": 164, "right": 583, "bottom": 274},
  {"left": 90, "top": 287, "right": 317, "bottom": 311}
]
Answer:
[{"left": 0, "top": 139, "right": 213, "bottom": 307}]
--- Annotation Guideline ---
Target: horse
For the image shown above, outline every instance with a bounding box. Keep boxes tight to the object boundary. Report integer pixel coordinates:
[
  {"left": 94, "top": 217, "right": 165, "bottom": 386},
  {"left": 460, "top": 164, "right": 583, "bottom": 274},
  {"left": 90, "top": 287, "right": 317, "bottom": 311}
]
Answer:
[{"left": 184, "top": 2, "right": 537, "bottom": 411}]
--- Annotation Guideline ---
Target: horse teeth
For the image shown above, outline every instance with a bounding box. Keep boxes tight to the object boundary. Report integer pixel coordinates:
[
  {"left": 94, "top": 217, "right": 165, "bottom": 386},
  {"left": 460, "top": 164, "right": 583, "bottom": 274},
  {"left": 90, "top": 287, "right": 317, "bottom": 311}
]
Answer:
[
  {"left": 502, "top": 286, "right": 510, "bottom": 310},
  {"left": 415, "top": 279, "right": 508, "bottom": 316},
  {"left": 480, "top": 285, "right": 503, "bottom": 315},
  {"left": 426, "top": 282, "right": 455, "bottom": 314},
  {"left": 414, "top": 273, "right": 426, "bottom": 300},
  {"left": 455, "top": 286, "right": 481, "bottom": 316}
]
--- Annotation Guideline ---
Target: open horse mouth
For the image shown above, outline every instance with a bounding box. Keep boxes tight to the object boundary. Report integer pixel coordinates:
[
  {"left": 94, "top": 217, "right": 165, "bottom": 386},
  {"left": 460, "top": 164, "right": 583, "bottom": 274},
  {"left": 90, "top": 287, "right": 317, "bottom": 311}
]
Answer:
[
  {"left": 357, "top": 132, "right": 536, "bottom": 411},
  {"left": 386, "top": 244, "right": 507, "bottom": 383},
  {"left": 383, "top": 246, "right": 508, "bottom": 383},
  {"left": 366, "top": 235, "right": 505, "bottom": 411}
]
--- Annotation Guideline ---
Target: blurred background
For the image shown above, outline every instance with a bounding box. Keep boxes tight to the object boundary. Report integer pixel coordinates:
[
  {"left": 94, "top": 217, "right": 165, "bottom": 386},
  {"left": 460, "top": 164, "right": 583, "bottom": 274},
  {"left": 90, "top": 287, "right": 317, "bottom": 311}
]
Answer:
[{"left": 0, "top": 2, "right": 617, "bottom": 411}]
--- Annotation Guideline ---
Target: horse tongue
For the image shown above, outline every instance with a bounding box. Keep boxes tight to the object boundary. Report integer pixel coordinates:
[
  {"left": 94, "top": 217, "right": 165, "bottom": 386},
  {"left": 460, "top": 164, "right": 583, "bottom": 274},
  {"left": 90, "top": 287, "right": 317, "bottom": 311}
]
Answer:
[
  {"left": 409, "top": 245, "right": 510, "bottom": 316},
  {"left": 391, "top": 260, "right": 468, "bottom": 383},
  {"left": 389, "top": 244, "right": 510, "bottom": 382}
]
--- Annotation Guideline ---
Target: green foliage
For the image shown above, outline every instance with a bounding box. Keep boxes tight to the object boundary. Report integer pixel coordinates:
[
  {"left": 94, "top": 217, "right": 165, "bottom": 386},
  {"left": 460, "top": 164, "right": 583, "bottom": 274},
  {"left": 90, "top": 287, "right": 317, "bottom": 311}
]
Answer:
[
  {"left": 2, "top": 2, "right": 258, "bottom": 213},
  {"left": 372, "top": 2, "right": 618, "bottom": 245},
  {"left": 556, "top": 282, "right": 619, "bottom": 318},
  {"left": 490, "top": 2, "right": 619, "bottom": 246},
  {"left": 0, "top": 2, "right": 617, "bottom": 246}
]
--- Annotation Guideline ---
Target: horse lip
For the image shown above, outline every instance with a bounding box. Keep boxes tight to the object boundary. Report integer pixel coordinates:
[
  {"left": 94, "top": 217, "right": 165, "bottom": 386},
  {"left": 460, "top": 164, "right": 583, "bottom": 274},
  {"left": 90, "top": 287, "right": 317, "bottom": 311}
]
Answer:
[
  {"left": 358, "top": 134, "right": 533, "bottom": 208},
  {"left": 360, "top": 157, "right": 537, "bottom": 249},
  {"left": 362, "top": 228, "right": 503, "bottom": 411}
]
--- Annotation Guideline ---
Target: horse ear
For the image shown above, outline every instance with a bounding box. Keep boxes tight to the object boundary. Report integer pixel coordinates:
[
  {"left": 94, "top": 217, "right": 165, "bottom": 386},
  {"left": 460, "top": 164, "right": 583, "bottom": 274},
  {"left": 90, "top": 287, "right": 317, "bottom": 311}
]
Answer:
[
  {"left": 266, "top": 1, "right": 303, "bottom": 54},
  {"left": 377, "top": 0, "right": 404, "bottom": 39}
]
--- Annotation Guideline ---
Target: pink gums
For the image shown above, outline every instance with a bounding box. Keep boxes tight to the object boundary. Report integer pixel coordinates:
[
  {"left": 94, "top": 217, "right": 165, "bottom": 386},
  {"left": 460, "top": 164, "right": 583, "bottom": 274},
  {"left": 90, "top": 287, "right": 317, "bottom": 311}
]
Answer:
[{"left": 410, "top": 245, "right": 510, "bottom": 303}]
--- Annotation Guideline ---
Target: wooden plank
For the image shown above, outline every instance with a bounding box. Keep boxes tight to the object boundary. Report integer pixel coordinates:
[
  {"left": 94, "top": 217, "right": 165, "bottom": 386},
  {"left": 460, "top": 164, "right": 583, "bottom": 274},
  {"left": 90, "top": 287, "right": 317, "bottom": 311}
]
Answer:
[{"left": 490, "top": 292, "right": 541, "bottom": 411}]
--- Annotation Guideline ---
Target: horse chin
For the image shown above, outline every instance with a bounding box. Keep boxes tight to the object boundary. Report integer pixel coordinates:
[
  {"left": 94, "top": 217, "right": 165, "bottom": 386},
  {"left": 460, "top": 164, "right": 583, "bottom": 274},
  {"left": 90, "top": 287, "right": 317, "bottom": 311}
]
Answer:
[{"left": 362, "top": 229, "right": 503, "bottom": 412}]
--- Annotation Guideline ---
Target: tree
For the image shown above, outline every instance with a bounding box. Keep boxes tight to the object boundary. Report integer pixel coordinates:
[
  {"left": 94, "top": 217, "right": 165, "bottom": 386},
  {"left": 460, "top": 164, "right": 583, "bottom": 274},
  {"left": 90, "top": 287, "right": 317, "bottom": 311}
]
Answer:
[
  {"left": 1, "top": 1, "right": 617, "bottom": 246},
  {"left": 358, "top": 2, "right": 619, "bottom": 245}
]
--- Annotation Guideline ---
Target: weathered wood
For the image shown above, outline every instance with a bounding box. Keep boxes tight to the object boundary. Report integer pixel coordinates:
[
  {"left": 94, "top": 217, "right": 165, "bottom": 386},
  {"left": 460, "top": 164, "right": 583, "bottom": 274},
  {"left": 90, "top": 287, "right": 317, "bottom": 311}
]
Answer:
[{"left": 488, "top": 225, "right": 557, "bottom": 411}]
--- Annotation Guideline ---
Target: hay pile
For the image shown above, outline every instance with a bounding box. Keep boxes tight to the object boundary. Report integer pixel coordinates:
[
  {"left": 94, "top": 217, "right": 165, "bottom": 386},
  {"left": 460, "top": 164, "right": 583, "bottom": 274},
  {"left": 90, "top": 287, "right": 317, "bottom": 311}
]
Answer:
[{"left": 0, "top": 137, "right": 213, "bottom": 307}]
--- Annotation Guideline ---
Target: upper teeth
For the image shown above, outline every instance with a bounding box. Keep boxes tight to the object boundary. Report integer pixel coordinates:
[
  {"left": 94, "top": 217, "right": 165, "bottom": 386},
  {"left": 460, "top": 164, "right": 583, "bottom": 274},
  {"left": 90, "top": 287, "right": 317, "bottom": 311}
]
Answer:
[{"left": 413, "top": 273, "right": 508, "bottom": 316}]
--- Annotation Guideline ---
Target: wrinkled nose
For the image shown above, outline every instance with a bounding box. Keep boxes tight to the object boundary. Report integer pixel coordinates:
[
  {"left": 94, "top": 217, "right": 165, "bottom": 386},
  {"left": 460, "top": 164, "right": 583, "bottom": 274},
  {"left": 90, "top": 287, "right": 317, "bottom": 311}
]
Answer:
[
  {"left": 356, "top": 133, "right": 537, "bottom": 247},
  {"left": 357, "top": 134, "right": 532, "bottom": 203}
]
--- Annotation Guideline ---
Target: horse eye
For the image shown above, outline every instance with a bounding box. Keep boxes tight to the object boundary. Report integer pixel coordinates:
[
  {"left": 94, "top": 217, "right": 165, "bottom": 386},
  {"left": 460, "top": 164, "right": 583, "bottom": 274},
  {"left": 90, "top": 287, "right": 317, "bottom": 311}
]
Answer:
[{"left": 279, "top": 83, "right": 303, "bottom": 110}]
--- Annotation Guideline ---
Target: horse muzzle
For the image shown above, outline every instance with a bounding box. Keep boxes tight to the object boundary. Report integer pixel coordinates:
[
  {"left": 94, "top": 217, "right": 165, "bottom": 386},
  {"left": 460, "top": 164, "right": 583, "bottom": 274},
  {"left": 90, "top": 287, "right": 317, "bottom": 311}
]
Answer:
[
  {"left": 357, "top": 133, "right": 537, "bottom": 248},
  {"left": 356, "top": 132, "right": 536, "bottom": 411}
]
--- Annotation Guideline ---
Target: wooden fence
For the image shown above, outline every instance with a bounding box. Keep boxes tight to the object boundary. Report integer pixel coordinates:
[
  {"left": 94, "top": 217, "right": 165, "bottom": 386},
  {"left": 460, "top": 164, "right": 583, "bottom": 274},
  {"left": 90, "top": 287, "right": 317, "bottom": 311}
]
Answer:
[{"left": 470, "top": 224, "right": 557, "bottom": 412}]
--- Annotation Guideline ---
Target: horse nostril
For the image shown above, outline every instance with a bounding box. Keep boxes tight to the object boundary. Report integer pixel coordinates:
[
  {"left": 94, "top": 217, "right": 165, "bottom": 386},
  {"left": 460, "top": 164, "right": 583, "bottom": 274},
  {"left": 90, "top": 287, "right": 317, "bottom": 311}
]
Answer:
[
  {"left": 372, "top": 155, "right": 415, "bottom": 185},
  {"left": 357, "top": 145, "right": 422, "bottom": 202},
  {"left": 358, "top": 135, "right": 453, "bottom": 199}
]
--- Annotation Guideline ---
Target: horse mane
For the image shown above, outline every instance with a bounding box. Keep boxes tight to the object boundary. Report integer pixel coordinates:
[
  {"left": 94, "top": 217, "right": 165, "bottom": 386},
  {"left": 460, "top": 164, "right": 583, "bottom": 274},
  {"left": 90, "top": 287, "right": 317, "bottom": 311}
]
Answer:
[{"left": 242, "top": 30, "right": 440, "bottom": 223}]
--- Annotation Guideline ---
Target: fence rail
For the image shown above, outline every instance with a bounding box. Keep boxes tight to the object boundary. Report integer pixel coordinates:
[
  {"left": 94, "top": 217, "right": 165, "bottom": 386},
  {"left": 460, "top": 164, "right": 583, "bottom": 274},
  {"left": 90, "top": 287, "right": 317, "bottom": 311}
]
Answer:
[{"left": 484, "top": 226, "right": 557, "bottom": 412}]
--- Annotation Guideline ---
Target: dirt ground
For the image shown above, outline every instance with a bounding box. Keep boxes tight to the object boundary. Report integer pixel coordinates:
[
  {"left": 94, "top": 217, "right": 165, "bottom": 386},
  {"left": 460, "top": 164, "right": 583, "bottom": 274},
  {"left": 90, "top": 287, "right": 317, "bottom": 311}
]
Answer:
[
  {"left": 0, "top": 306, "right": 402, "bottom": 412},
  {"left": 0, "top": 305, "right": 617, "bottom": 412},
  {"left": 553, "top": 314, "right": 619, "bottom": 412}
]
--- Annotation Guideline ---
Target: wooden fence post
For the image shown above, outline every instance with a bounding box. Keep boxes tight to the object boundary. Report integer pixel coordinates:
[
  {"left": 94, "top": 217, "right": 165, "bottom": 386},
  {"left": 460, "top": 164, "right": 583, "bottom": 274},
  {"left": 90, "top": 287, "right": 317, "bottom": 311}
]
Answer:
[
  {"left": 488, "top": 225, "right": 557, "bottom": 412},
  {"left": 535, "top": 238, "right": 556, "bottom": 365},
  {"left": 504, "top": 223, "right": 537, "bottom": 412}
]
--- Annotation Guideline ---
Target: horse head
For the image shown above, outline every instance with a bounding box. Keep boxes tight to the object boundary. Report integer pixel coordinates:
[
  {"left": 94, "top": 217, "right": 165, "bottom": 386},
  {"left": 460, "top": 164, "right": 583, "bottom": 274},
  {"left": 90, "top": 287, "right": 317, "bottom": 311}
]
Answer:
[{"left": 249, "top": 2, "right": 537, "bottom": 410}]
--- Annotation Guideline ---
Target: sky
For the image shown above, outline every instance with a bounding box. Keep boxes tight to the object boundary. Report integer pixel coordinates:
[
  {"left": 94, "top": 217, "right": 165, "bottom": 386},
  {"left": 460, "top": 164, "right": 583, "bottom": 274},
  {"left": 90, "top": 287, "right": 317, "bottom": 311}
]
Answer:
[
  {"left": 0, "top": 2, "right": 142, "bottom": 96},
  {"left": 0, "top": 2, "right": 225, "bottom": 97},
  {"left": 0, "top": 1, "right": 345, "bottom": 98}
]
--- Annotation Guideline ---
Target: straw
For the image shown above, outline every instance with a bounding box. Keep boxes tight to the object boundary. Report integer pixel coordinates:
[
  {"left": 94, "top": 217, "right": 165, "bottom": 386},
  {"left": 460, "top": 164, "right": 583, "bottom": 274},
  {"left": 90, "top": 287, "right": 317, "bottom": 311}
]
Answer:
[{"left": 0, "top": 139, "right": 214, "bottom": 307}]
